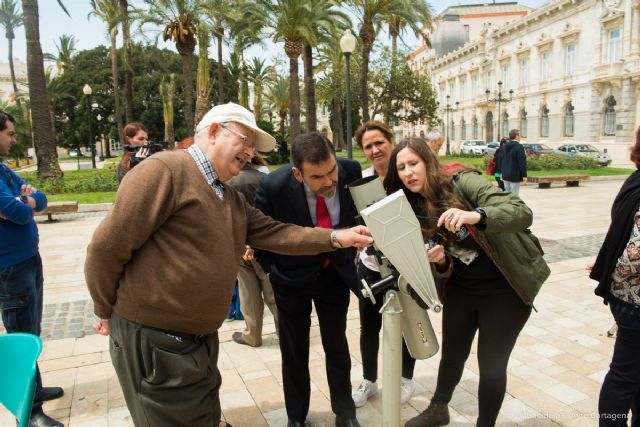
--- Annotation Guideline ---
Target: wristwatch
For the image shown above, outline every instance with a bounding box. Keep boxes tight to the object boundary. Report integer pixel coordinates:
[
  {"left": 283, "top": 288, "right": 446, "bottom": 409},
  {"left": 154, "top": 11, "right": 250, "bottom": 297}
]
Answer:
[
  {"left": 19, "top": 195, "right": 29, "bottom": 204},
  {"left": 475, "top": 208, "right": 487, "bottom": 229},
  {"left": 330, "top": 230, "right": 343, "bottom": 248}
]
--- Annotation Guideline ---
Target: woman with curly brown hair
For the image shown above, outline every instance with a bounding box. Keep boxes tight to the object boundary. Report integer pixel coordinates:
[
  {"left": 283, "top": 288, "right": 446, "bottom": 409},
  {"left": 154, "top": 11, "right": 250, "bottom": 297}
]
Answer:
[
  {"left": 384, "top": 138, "right": 548, "bottom": 427},
  {"left": 590, "top": 126, "right": 640, "bottom": 426}
]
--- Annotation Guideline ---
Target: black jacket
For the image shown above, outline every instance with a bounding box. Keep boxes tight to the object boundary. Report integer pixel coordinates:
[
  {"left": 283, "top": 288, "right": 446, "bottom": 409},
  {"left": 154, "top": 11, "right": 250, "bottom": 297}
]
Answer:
[
  {"left": 254, "top": 158, "right": 362, "bottom": 292},
  {"left": 498, "top": 140, "right": 527, "bottom": 182}
]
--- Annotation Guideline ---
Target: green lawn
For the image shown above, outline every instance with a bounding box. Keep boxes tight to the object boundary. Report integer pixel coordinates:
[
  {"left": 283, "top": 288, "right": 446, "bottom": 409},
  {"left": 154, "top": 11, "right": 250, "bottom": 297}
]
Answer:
[{"left": 48, "top": 192, "right": 117, "bottom": 204}]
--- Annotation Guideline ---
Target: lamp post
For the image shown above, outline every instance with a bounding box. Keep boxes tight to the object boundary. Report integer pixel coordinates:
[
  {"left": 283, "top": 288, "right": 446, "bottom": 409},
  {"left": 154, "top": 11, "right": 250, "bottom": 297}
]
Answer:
[
  {"left": 96, "top": 114, "right": 103, "bottom": 160},
  {"left": 485, "top": 80, "right": 514, "bottom": 141},
  {"left": 82, "top": 84, "right": 96, "bottom": 168},
  {"left": 440, "top": 95, "right": 459, "bottom": 155},
  {"left": 340, "top": 28, "right": 356, "bottom": 159}
]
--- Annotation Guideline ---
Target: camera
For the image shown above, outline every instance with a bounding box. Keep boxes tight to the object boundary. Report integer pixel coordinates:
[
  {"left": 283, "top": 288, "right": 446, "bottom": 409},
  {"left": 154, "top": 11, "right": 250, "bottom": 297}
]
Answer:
[{"left": 123, "top": 141, "right": 169, "bottom": 155}]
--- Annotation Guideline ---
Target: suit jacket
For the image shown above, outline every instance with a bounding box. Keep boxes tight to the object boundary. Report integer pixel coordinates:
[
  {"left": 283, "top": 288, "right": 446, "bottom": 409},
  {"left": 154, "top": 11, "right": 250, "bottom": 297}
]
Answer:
[
  {"left": 254, "top": 158, "right": 362, "bottom": 293},
  {"left": 498, "top": 139, "right": 527, "bottom": 182},
  {"left": 227, "top": 164, "right": 266, "bottom": 205}
]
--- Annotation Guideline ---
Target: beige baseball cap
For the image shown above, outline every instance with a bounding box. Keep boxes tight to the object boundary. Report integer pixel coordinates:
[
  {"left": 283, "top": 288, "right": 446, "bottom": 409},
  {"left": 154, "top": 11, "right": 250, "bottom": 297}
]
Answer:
[{"left": 195, "top": 102, "right": 276, "bottom": 152}]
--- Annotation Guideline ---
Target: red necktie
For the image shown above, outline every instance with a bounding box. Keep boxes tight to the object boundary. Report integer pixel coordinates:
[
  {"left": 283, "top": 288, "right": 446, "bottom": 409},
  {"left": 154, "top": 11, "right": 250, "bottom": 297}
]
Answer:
[{"left": 316, "top": 196, "right": 332, "bottom": 267}]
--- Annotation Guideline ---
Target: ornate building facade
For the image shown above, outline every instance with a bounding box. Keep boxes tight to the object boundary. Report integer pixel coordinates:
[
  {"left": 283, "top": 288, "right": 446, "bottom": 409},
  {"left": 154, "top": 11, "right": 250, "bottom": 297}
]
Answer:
[
  {"left": 408, "top": 0, "right": 640, "bottom": 165},
  {"left": 0, "top": 59, "right": 28, "bottom": 103}
]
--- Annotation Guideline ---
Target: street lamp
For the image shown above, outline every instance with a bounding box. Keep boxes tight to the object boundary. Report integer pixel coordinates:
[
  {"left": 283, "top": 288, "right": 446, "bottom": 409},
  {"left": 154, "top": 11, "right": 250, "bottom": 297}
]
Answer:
[
  {"left": 439, "top": 95, "right": 459, "bottom": 155},
  {"left": 485, "top": 80, "right": 514, "bottom": 141},
  {"left": 96, "top": 114, "right": 104, "bottom": 160},
  {"left": 340, "top": 28, "right": 356, "bottom": 159},
  {"left": 82, "top": 84, "right": 96, "bottom": 168}
]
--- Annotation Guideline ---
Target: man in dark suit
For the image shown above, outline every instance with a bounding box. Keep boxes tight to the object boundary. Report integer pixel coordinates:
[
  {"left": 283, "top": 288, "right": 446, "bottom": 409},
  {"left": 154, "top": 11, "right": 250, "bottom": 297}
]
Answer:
[
  {"left": 498, "top": 129, "right": 527, "bottom": 195},
  {"left": 254, "top": 132, "right": 362, "bottom": 427}
]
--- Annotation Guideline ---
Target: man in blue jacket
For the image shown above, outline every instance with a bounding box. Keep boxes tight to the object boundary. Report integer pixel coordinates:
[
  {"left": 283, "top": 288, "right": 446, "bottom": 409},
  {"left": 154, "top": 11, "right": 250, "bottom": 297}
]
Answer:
[
  {"left": 0, "top": 110, "right": 64, "bottom": 427},
  {"left": 498, "top": 129, "right": 528, "bottom": 195}
]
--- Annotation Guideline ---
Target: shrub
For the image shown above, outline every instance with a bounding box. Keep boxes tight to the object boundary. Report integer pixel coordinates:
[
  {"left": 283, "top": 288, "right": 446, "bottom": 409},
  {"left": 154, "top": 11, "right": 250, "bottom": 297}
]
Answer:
[
  {"left": 527, "top": 153, "right": 598, "bottom": 170},
  {"left": 18, "top": 169, "right": 119, "bottom": 195}
]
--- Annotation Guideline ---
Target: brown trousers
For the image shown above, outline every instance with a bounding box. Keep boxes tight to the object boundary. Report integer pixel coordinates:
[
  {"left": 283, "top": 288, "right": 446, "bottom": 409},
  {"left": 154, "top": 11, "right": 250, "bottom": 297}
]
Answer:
[
  {"left": 237, "top": 258, "right": 278, "bottom": 346},
  {"left": 109, "top": 312, "right": 222, "bottom": 427}
]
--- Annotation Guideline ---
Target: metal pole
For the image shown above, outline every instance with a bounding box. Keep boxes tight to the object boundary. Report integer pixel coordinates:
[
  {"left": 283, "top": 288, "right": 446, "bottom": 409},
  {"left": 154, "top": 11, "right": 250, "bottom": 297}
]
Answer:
[
  {"left": 382, "top": 290, "right": 403, "bottom": 427},
  {"left": 497, "top": 95, "right": 501, "bottom": 142},
  {"left": 446, "top": 105, "right": 450, "bottom": 155},
  {"left": 86, "top": 96, "right": 96, "bottom": 169},
  {"left": 345, "top": 52, "right": 353, "bottom": 160}
]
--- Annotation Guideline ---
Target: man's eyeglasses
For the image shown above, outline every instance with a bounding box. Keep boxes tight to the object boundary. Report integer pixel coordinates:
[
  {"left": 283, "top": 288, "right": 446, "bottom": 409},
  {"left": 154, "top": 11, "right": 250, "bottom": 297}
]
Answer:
[{"left": 220, "top": 123, "right": 255, "bottom": 151}]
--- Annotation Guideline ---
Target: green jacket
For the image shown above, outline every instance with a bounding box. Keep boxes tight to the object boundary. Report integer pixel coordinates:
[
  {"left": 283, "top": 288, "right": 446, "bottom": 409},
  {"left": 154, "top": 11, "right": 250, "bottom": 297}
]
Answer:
[{"left": 449, "top": 169, "right": 550, "bottom": 306}]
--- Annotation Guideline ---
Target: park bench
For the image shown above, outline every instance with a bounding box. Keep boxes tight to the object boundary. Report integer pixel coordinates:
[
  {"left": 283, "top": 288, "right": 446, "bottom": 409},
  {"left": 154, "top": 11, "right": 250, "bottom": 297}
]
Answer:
[
  {"left": 527, "top": 175, "right": 590, "bottom": 189},
  {"left": 35, "top": 201, "right": 79, "bottom": 222}
]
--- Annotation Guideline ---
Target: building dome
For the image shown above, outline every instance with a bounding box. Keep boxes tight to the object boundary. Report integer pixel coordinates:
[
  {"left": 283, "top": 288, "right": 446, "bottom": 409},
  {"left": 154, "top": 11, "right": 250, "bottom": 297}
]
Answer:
[{"left": 431, "top": 14, "right": 468, "bottom": 58}]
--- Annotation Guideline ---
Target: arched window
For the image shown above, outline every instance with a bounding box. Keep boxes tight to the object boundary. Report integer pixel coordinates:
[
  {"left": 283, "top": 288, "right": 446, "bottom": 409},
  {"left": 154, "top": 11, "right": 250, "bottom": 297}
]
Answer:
[
  {"left": 461, "top": 117, "right": 466, "bottom": 140},
  {"left": 519, "top": 109, "right": 528, "bottom": 138},
  {"left": 485, "top": 111, "right": 494, "bottom": 142},
  {"left": 604, "top": 96, "right": 617, "bottom": 136},
  {"left": 450, "top": 119, "right": 455, "bottom": 141},
  {"left": 472, "top": 115, "right": 478, "bottom": 139},
  {"left": 502, "top": 111, "right": 509, "bottom": 140},
  {"left": 564, "top": 102, "right": 575, "bottom": 137},
  {"left": 540, "top": 105, "right": 550, "bottom": 138}
]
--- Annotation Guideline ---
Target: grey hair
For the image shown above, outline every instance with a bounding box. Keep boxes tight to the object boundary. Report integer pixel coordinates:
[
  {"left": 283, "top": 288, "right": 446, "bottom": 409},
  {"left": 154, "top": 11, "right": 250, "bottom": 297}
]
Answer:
[
  {"left": 426, "top": 130, "right": 443, "bottom": 141},
  {"left": 509, "top": 129, "right": 520, "bottom": 139}
]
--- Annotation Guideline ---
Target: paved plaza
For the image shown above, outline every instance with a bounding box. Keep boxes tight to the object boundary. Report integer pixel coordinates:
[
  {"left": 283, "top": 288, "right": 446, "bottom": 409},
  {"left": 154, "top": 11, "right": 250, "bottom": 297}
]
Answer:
[{"left": 0, "top": 178, "right": 629, "bottom": 427}]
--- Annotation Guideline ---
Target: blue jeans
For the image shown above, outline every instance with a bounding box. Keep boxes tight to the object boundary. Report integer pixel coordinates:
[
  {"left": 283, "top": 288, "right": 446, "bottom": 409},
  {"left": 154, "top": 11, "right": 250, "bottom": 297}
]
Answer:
[
  {"left": 0, "top": 254, "right": 45, "bottom": 410},
  {"left": 503, "top": 180, "right": 520, "bottom": 195},
  {"left": 599, "top": 299, "right": 640, "bottom": 426}
]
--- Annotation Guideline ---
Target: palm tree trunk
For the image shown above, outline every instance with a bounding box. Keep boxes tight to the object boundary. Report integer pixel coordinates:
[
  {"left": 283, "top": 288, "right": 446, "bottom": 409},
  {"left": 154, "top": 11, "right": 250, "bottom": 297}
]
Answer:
[
  {"left": 359, "top": 21, "right": 375, "bottom": 123},
  {"left": 119, "top": 0, "right": 134, "bottom": 122},
  {"left": 109, "top": 28, "right": 121, "bottom": 157},
  {"left": 303, "top": 42, "right": 316, "bottom": 132},
  {"left": 288, "top": 54, "right": 301, "bottom": 145},
  {"left": 7, "top": 37, "right": 22, "bottom": 108},
  {"left": 254, "top": 81, "right": 262, "bottom": 119},
  {"left": 279, "top": 113, "right": 286, "bottom": 135},
  {"left": 217, "top": 29, "right": 224, "bottom": 104},
  {"left": 180, "top": 51, "right": 195, "bottom": 132},
  {"left": 332, "top": 93, "right": 344, "bottom": 151},
  {"left": 21, "top": 0, "right": 61, "bottom": 179}
]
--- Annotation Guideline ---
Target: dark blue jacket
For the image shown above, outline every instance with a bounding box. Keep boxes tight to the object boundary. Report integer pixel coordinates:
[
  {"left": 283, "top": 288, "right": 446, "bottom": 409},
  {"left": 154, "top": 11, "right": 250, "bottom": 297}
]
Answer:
[
  {"left": 0, "top": 164, "right": 47, "bottom": 268},
  {"left": 498, "top": 140, "right": 527, "bottom": 182},
  {"left": 253, "top": 158, "right": 361, "bottom": 293}
]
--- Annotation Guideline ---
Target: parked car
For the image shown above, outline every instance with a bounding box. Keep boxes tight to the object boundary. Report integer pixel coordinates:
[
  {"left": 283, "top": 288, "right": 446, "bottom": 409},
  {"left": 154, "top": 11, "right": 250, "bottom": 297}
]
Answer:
[
  {"left": 67, "top": 148, "right": 82, "bottom": 157},
  {"left": 483, "top": 141, "right": 501, "bottom": 156},
  {"left": 460, "top": 140, "right": 488, "bottom": 155},
  {"left": 521, "top": 143, "right": 554, "bottom": 155},
  {"left": 554, "top": 144, "right": 612, "bottom": 166}
]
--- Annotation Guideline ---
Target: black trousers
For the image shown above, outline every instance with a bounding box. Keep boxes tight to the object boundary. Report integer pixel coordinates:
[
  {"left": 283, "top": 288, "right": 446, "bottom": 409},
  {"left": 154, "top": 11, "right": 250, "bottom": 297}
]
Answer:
[
  {"left": 109, "top": 312, "right": 222, "bottom": 427},
  {"left": 357, "top": 262, "right": 416, "bottom": 381},
  {"left": 272, "top": 265, "right": 356, "bottom": 422},
  {"left": 432, "top": 284, "right": 531, "bottom": 427}
]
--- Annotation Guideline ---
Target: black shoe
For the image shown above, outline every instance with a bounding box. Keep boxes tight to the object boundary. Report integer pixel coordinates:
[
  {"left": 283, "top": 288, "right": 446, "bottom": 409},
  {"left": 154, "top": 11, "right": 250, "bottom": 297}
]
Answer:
[
  {"left": 37, "top": 386, "right": 64, "bottom": 402},
  {"left": 287, "top": 420, "right": 311, "bottom": 427},
  {"left": 335, "top": 415, "right": 361, "bottom": 427},
  {"left": 29, "top": 410, "right": 64, "bottom": 427}
]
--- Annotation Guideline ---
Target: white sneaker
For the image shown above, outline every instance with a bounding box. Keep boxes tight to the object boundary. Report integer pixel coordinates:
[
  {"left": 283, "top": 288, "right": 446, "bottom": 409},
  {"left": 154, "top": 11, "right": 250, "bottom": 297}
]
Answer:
[
  {"left": 352, "top": 379, "right": 378, "bottom": 407},
  {"left": 400, "top": 377, "right": 416, "bottom": 404}
]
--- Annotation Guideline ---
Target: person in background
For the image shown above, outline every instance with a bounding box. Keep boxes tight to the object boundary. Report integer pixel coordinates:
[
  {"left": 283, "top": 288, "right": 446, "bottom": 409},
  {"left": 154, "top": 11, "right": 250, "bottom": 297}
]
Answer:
[
  {"left": 254, "top": 132, "right": 363, "bottom": 427},
  {"left": 492, "top": 138, "right": 507, "bottom": 191},
  {"left": 85, "top": 103, "right": 372, "bottom": 427},
  {"left": 0, "top": 110, "right": 65, "bottom": 427},
  {"left": 351, "top": 121, "right": 419, "bottom": 407},
  {"left": 384, "top": 138, "right": 548, "bottom": 427},
  {"left": 426, "top": 130, "right": 445, "bottom": 155},
  {"left": 228, "top": 154, "right": 278, "bottom": 347},
  {"left": 497, "top": 129, "right": 527, "bottom": 195},
  {"left": 590, "top": 126, "right": 640, "bottom": 426},
  {"left": 116, "top": 122, "right": 149, "bottom": 182}
]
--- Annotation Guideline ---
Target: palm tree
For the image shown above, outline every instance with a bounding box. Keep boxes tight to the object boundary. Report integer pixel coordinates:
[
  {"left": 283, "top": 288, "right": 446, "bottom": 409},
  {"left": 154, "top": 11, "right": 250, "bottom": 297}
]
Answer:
[
  {"left": 348, "top": 0, "right": 431, "bottom": 123},
  {"left": 316, "top": 35, "right": 347, "bottom": 150},
  {"left": 200, "top": 0, "right": 237, "bottom": 105},
  {"left": 385, "top": 1, "right": 431, "bottom": 60},
  {"left": 141, "top": 0, "right": 200, "bottom": 132},
  {"left": 247, "top": 57, "right": 273, "bottom": 120},
  {"left": 194, "top": 20, "right": 211, "bottom": 123},
  {"left": 43, "top": 33, "right": 76, "bottom": 73},
  {"left": 89, "top": 0, "right": 122, "bottom": 156},
  {"left": 0, "top": 0, "right": 23, "bottom": 106},
  {"left": 266, "top": 75, "right": 289, "bottom": 135},
  {"left": 20, "top": 0, "right": 66, "bottom": 179},
  {"left": 119, "top": 0, "right": 134, "bottom": 122},
  {"left": 159, "top": 73, "right": 176, "bottom": 143},
  {"left": 301, "top": 0, "right": 349, "bottom": 132}
]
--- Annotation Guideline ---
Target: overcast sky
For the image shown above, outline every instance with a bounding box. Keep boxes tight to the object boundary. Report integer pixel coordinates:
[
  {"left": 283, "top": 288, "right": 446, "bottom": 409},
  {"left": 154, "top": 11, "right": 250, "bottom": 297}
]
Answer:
[{"left": 10, "top": 0, "right": 548, "bottom": 66}]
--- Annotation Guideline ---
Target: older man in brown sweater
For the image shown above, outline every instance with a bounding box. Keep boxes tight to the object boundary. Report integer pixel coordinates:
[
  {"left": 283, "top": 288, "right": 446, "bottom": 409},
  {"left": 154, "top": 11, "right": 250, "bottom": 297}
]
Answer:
[{"left": 84, "top": 103, "right": 371, "bottom": 427}]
